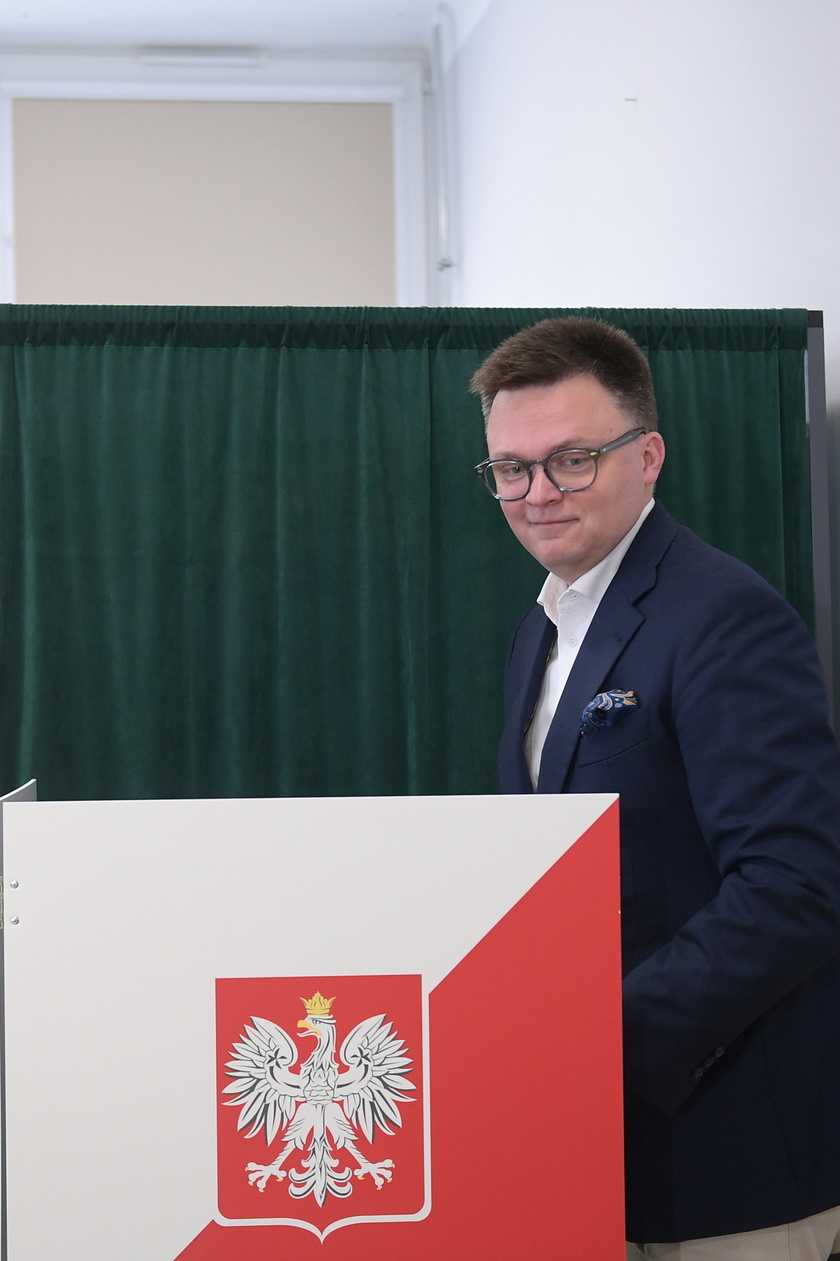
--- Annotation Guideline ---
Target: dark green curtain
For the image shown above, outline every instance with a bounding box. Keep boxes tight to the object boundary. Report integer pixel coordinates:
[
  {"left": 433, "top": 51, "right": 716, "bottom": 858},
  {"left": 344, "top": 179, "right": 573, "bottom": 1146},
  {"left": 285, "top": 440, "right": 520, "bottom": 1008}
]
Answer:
[{"left": 0, "top": 306, "right": 811, "bottom": 801}]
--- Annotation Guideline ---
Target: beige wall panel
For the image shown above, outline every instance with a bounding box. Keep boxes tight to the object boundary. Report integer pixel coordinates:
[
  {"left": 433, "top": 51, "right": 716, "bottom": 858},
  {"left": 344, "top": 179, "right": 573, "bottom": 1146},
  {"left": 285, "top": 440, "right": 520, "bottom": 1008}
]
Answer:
[{"left": 13, "top": 98, "right": 396, "bottom": 305}]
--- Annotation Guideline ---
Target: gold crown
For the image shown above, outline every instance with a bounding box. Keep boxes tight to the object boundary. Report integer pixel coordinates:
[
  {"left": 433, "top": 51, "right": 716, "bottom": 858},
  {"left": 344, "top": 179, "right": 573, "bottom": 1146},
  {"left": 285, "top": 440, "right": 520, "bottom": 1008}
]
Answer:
[{"left": 300, "top": 991, "right": 335, "bottom": 1017}]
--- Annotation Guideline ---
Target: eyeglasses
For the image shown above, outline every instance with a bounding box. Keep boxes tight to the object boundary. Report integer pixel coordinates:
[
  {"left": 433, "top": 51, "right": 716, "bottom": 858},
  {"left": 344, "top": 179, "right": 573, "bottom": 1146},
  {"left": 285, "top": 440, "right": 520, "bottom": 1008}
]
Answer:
[{"left": 474, "top": 427, "right": 646, "bottom": 501}]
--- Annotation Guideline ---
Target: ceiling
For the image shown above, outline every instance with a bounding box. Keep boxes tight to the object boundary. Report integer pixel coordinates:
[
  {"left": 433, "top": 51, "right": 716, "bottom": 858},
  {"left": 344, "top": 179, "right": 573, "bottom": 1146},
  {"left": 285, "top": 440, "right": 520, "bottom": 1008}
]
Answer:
[{"left": 0, "top": 0, "right": 490, "bottom": 53}]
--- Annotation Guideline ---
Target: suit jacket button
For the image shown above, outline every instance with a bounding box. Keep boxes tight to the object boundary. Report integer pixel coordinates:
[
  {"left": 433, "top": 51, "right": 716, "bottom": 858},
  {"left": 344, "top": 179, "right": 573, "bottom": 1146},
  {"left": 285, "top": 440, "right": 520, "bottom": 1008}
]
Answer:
[
  {"left": 693, "top": 1068, "right": 704, "bottom": 1079},
  {"left": 714, "top": 1046, "right": 725, "bottom": 1057}
]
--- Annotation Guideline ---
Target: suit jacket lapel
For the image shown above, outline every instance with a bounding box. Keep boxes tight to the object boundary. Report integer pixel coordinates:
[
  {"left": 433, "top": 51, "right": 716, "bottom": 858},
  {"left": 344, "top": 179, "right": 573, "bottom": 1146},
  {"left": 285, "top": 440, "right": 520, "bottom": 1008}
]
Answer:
[
  {"left": 498, "top": 610, "right": 555, "bottom": 793},
  {"left": 535, "top": 503, "right": 678, "bottom": 793},
  {"left": 536, "top": 589, "right": 644, "bottom": 792}
]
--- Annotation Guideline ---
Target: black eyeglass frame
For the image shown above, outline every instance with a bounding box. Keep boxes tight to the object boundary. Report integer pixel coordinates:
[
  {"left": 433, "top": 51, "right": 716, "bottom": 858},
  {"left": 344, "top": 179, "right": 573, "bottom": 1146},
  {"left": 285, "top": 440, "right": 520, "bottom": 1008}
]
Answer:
[{"left": 474, "top": 426, "right": 647, "bottom": 501}]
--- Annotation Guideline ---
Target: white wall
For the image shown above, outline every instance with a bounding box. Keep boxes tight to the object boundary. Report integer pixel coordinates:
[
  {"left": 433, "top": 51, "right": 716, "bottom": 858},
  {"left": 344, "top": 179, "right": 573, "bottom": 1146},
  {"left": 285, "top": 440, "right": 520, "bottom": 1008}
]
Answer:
[
  {"left": 450, "top": 0, "right": 840, "bottom": 705},
  {"left": 453, "top": 0, "right": 840, "bottom": 333}
]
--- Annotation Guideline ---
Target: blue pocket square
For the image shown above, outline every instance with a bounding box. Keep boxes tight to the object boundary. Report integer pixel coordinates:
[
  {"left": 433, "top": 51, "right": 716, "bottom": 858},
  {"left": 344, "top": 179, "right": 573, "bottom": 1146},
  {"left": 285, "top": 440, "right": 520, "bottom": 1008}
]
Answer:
[{"left": 580, "top": 689, "right": 639, "bottom": 736}]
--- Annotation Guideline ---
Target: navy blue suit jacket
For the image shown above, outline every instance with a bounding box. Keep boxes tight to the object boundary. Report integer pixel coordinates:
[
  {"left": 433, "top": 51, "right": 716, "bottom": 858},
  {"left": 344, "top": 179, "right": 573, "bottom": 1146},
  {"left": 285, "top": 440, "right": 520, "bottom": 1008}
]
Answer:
[{"left": 498, "top": 503, "right": 840, "bottom": 1242}]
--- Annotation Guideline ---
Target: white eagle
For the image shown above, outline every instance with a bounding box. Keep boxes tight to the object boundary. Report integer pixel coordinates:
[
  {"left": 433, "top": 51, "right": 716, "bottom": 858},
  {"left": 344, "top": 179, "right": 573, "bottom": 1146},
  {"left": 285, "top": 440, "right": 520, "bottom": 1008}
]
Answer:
[{"left": 222, "top": 991, "right": 415, "bottom": 1205}]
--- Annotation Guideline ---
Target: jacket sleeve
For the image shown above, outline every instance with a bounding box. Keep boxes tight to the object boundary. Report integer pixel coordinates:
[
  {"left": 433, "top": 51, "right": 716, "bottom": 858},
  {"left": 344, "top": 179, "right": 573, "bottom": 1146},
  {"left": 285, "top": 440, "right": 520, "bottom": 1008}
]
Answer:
[{"left": 621, "top": 578, "right": 840, "bottom": 1115}]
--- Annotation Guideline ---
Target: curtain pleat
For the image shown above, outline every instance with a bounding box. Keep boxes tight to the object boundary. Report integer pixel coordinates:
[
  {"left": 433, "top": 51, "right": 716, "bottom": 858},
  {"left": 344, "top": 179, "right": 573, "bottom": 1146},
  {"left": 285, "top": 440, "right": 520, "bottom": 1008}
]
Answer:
[{"left": 0, "top": 305, "right": 811, "bottom": 800}]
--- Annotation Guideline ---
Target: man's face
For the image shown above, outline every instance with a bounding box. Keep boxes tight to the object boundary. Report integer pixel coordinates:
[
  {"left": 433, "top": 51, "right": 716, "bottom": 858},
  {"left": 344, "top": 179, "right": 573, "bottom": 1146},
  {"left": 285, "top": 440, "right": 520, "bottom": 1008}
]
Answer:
[{"left": 485, "top": 374, "right": 665, "bottom": 584}]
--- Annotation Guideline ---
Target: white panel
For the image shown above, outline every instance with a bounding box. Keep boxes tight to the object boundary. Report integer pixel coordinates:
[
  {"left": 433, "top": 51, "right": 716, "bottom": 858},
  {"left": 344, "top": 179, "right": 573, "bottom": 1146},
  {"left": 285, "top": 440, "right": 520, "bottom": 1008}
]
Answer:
[{"left": 2, "top": 792, "right": 614, "bottom": 1260}]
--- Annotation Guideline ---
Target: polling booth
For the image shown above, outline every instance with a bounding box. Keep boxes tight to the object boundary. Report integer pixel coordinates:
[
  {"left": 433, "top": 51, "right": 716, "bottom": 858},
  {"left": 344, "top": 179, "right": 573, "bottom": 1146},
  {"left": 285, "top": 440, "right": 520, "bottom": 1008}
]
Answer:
[{"left": 1, "top": 790, "right": 623, "bottom": 1260}]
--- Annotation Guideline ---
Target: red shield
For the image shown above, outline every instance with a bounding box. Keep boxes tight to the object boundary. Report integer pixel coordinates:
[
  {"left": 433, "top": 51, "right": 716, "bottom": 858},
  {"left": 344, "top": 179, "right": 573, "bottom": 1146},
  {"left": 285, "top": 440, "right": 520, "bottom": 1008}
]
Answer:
[{"left": 215, "top": 974, "right": 427, "bottom": 1238}]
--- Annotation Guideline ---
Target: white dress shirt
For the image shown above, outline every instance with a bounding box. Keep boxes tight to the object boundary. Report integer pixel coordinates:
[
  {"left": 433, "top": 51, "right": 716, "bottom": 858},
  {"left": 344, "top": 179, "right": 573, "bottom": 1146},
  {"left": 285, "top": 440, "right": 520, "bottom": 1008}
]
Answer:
[{"left": 525, "top": 498, "right": 655, "bottom": 788}]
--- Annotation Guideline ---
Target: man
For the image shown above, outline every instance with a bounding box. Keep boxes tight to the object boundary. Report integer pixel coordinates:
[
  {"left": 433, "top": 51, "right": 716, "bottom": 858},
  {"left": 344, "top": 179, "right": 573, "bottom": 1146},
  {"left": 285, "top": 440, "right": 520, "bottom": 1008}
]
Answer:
[{"left": 471, "top": 317, "right": 840, "bottom": 1260}]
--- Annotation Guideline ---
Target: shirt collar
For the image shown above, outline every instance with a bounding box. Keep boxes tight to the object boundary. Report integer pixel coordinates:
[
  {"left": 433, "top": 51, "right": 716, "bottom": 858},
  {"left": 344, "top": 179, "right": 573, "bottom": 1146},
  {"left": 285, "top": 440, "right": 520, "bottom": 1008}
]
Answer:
[{"left": 537, "top": 498, "right": 656, "bottom": 628}]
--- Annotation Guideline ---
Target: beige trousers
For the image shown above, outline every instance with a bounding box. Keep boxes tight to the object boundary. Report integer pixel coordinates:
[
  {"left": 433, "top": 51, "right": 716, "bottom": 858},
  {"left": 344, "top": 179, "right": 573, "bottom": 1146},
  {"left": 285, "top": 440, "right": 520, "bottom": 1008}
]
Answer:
[{"left": 626, "top": 1203, "right": 840, "bottom": 1261}]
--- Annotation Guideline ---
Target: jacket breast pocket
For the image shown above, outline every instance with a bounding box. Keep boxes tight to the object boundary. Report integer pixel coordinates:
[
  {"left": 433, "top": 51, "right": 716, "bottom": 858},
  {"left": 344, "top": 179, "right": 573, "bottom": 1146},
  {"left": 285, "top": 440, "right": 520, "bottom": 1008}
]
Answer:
[{"left": 574, "top": 708, "right": 653, "bottom": 767}]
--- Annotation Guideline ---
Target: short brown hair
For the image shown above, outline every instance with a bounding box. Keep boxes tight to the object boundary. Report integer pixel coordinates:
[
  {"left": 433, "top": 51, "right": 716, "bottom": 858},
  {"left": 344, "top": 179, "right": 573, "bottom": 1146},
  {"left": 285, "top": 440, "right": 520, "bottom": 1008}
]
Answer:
[{"left": 470, "top": 317, "right": 658, "bottom": 430}]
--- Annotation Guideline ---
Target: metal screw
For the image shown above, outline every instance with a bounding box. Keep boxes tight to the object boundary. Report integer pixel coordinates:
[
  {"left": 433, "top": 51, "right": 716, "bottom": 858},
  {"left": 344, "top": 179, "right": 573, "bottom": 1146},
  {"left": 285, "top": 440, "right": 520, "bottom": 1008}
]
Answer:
[
  {"left": 9, "top": 880, "right": 18, "bottom": 889},
  {"left": 9, "top": 916, "right": 19, "bottom": 925}
]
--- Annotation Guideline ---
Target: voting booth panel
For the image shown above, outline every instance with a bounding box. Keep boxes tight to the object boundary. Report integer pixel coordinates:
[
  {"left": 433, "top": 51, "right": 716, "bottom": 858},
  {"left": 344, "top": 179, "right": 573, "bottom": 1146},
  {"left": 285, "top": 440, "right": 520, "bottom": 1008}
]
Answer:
[{"left": 1, "top": 793, "right": 623, "bottom": 1260}]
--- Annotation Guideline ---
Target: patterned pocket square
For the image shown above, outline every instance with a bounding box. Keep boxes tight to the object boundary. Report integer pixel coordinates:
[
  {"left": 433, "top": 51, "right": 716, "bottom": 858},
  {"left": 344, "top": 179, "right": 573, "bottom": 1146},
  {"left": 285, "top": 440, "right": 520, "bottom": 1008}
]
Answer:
[{"left": 579, "top": 689, "right": 639, "bottom": 736}]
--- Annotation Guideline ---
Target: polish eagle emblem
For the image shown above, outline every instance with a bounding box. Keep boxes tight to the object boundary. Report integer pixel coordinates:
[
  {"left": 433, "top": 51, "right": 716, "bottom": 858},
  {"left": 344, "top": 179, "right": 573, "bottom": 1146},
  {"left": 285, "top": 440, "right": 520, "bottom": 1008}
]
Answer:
[{"left": 222, "top": 991, "right": 415, "bottom": 1205}]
